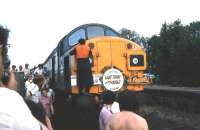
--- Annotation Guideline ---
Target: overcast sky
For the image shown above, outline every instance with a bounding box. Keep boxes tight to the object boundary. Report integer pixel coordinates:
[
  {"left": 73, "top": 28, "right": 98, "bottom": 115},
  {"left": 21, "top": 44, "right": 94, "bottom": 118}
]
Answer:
[{"left": 0, "top": 0, "right": 199, "bottom": 68}]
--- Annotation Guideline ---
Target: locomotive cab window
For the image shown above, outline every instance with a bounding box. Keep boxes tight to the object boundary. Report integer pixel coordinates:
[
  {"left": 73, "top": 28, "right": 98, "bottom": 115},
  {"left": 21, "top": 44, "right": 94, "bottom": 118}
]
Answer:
[
  {"left": 105, "top": 29, "right": 118, "bottom": 36},
  {"left": 68, "top": 29, "right": 86, "bottom": 46},
  {"left": 87, "top": 26, "right": 104, "bottom": 39}
]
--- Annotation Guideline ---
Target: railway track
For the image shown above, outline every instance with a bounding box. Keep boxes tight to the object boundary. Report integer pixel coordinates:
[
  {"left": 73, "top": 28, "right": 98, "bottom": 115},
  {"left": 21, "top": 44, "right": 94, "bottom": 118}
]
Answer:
[
  {"left": 143, "top": 85, "right": 200, "bottom": 113},
  {"left": 136, "top": 85, "right": 200, "bottom": 130},
  {"left": 145, "top": 85, "right": 200, "bottom": 93}
]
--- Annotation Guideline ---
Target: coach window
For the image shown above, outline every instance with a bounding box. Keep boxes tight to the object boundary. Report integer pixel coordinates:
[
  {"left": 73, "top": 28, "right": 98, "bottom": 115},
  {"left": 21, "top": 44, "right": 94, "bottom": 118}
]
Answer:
[
  {"left": 87, "top": 26, "right": 104, "bottom": 39},
  {"left": 63, "top": 37, "right": 68, "bottom": 53},
  {"left": 68, "top": 29, "right": 86, "bottom": 46},
  {"left": 105, "top": 29, "right": 118, "bottom": 36},
  {"left": 59, "top": 42, "right": 64, "bottom": 56}
]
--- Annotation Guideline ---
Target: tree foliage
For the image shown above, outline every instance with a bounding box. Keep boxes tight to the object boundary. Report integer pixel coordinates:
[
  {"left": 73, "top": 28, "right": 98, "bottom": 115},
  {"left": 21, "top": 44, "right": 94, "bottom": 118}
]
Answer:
[
  {"left": 119, "top": 28, "right": 149, "bottom": 49},
  {"left": 148, "top": 20, "right": 200, "bottom": 86}
]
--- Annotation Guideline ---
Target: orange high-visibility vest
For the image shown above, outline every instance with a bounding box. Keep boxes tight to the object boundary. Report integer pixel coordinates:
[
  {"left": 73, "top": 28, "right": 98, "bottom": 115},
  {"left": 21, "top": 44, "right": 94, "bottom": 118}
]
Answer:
[{"left": 76, "top": 44, "right": 90, "bottom": 59}]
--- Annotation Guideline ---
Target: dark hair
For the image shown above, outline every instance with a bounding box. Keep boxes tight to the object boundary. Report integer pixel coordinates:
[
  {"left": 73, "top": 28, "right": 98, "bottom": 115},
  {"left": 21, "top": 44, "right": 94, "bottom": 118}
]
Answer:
[
  {"left": 41, "top": 87, "right": 49, "bottom": 94},
  {"left": 0, "top": 26, "right": 10, "bottom": 83},
  {"left": 38, "top": 64, "right": 43, "bottom": 68},
  {"left": 78, "top": 38, "right": 85, "bottom": 45},
  {"left": 118, "top": 90, "right": 139, "bottom": 112},
  {"left": 25, "top": 64, "right": 29, "bottom": 67},
  {"left": 0, "top": 26, "right": 9, "bottom": 45},
  {"left": 12, "top": 65, "right": 16, "bottom": 69},
  {"left": 102, "top": 91, "right": 115, "bottom": 105},
  {"left": 19, "top": 65, "right": 23, "bottom": 70}
]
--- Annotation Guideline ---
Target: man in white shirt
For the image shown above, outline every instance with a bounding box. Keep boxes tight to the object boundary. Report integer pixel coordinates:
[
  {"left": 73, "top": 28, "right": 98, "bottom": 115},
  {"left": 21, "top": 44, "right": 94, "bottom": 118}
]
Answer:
[
  {"left": 24, "top": 64, "right": 31, "bottom": 78},
  {"left": 34, "top": 64, "right": 43, "bottom": 75},
  {"left": 0, "top": 25, "right": 48, "bottom": 130},
  {"left": 25, "top": 76, "right": 40, "bottom": 103},
  {"left": 111, "top": 101, "right": 120, "bottom": 114}
]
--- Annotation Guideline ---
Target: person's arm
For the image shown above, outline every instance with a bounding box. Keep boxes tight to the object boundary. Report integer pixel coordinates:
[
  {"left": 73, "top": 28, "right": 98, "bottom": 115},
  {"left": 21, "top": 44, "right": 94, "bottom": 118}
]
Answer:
[
  {"left": 50, "top": 98, "right": 54, "bottom": 115},
  {"left": 69, "top": 48, "right": 76, "bottom": 55},
  {"left": 89, "top": 49, "right": 92, "bottom": 56},
  {"left": 89, "top": 49, "right": 94, "bottom": 66},
  {"left": 102, "top": 107, "right": 112, "bottom": 127},
  {"left": 105, "top": 121, "right": 111, "bottom": 130},
  {"left": 45, "top": 116, "right": 54, "bottom": 130},
  {"left": 40, "top": 124, "right": 49, "bottom": 130}
]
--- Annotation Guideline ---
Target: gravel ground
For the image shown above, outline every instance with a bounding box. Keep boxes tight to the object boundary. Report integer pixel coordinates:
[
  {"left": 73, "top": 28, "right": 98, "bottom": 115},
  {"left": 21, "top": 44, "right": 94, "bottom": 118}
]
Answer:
[
  {"left": 139, "top": 105, "right": 200, "bottom": 130},
  {"left": 135, "top": 88, "right": 200, "bottom": 130},
  {"left": 53, "top": 90, "right": 200, "bottom": 130}
]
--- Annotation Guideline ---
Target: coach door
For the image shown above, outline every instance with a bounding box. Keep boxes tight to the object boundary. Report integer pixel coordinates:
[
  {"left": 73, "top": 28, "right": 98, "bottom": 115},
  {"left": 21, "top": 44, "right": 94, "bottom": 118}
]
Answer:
[{"left": 64, "top": 56, "right": 71, "bottom": 88}]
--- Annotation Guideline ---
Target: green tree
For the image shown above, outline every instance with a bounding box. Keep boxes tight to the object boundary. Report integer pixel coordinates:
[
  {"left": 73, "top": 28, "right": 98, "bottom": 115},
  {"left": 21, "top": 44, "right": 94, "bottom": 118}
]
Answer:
[
  {"left": 119, "top": 28, "right": 148, "bottom": 49},
  {"left": 148, "top": 20, "right": 200, "bottom": 86}
]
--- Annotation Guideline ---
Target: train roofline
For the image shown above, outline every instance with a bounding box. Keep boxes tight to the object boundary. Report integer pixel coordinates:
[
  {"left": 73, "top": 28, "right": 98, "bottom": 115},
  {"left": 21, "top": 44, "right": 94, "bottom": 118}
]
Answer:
[{"left": 43, "top": 23, "right": 121, "bottom": 64}]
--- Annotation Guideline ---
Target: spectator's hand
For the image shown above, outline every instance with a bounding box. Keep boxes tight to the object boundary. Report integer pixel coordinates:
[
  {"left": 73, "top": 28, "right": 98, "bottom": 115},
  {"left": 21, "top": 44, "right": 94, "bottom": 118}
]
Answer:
[
  {"left": 51, "top": 106, "right": 54, "bottom": 115},
  {"left": 26, "top": 91, "right": 32, "bottom": 98},
  {"left": 40, "top": 123, "right": 49, "bottom": 130},
  {"left": 51, "top": 110, "right": 54, "bottom": 115}
]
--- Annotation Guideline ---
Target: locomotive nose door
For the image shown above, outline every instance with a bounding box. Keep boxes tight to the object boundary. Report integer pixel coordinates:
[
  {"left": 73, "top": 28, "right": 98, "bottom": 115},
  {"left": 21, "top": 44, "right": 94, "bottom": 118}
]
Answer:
[
  {"left": 109, "top": 40, "right": 126, "bottom": 70},
  {"left": 96, "top": 40, "right": 112, "bottom": 70},
  {"left": 96, "top": 39, "right": 126, "bottom": 71},
  {"left": 95, "top": 39, "right": 126, "bottom": 92}
]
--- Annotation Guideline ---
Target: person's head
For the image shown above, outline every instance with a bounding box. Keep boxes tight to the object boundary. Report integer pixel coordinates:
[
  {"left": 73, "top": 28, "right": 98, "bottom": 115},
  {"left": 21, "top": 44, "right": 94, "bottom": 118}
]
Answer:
[
  {"left": 118, "top": 90, "right": 139, "bottom": 112},
  {"left": 0, "top": 26, "right": 9, "bottom": 79},
  {"left": 102, "top": 90, "right": 115, "bottom": 105},
  {"left": 78, "top": 38, "right": 86, "bottom": 45},
  {"left": 19, "top": 65, "right": 23, "bottom": 71},
  {"left": 25, "top": 63, "right": 29, "bottom": 69},
  {"left": 28, "top": 75, "right": 33, "bottom": 81},
  {"left": 12, "top": 65, "right": 16, "bottom": 71},
  {"left": 41, "top": 88, "right": 48, "bottom": 97},
  {"left": 38, "top": 64, "right": 43, "bottom": 69}
]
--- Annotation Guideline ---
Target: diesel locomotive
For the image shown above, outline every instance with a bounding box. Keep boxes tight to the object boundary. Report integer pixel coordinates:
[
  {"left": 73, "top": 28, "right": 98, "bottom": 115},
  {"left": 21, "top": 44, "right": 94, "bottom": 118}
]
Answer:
[{"left": 43, "top": 23, "right": 150, "bottom": 94}]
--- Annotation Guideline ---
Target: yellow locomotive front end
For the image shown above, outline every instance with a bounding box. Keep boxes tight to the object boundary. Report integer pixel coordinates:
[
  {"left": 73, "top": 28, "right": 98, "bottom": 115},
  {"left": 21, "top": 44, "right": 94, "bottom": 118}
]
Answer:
[{"left": 70, "top": 36, "right": 150, "bottom": 94}]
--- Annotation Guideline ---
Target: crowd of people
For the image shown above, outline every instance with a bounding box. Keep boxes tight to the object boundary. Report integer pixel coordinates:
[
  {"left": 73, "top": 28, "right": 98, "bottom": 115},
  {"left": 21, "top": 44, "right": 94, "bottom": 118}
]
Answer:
[
  {"left": 0, "top": 25, "right": 149, "bottom": 130},
  {"left": 24, "top": 73, "right": 55, "bottom": 130},
  {"left": 21, "top": 64, "right": 55, "bottom": 130},
  {"left": 11, "top": 63, "right": 55, "bottom": 130},
  {"left": 11, "top": 64, "right": 30, "bottom": 74},
  {"left": 0, "top": 25, "right": 49, "bottom": 129}
]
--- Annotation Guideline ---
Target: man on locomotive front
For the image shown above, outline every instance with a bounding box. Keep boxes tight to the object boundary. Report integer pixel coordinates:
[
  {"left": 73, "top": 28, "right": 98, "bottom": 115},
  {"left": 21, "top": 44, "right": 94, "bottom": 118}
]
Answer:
[{"left": 70, "top": 38, "right": 93, "bottom": 94}]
